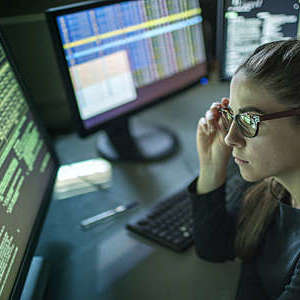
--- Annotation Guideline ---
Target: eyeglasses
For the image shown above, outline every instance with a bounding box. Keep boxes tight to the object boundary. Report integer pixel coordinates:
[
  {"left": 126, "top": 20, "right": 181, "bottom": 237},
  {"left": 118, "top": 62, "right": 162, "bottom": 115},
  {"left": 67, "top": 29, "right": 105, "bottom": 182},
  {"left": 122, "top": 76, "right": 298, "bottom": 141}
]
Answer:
[{"left": 218, "top": 107, "right": 300, "bottom": 138}]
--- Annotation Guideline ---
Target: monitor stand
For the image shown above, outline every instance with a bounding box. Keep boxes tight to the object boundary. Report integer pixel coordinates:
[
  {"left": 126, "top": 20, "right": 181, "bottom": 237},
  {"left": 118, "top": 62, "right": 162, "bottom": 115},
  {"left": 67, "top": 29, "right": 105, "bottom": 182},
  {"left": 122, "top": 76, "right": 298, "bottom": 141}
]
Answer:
[
  {"left": 20, "top": 256, "right": 49, "bottom": 300},
  {"left": 96, "top": 118, "right": 179, "bottom": 162}
]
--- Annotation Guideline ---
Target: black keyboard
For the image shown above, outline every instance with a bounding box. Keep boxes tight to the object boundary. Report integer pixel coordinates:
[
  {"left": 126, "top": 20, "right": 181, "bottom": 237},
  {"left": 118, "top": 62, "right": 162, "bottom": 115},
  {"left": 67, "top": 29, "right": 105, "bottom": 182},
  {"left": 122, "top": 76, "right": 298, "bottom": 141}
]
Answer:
[{"left": 126, "top": 190, "right": 193, "bottom": 252}]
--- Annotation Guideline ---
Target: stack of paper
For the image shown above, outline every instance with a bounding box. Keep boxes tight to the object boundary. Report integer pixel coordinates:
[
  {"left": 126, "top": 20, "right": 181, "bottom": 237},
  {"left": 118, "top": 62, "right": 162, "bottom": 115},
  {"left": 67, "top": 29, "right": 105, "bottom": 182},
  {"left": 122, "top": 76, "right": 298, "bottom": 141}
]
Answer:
[{"left": 54, "top": 158, "right": 112, "bottom": 200}]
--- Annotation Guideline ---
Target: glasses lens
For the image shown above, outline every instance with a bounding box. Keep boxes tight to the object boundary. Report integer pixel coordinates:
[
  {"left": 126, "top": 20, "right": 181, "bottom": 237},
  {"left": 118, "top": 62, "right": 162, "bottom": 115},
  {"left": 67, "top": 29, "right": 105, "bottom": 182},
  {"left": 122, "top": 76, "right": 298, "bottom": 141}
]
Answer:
[
  {"left": 238, "top": 113, "right": 257, "bottom": 137},
  {"left": 220, "top": 109, "right": 233, "bottom": 131}
]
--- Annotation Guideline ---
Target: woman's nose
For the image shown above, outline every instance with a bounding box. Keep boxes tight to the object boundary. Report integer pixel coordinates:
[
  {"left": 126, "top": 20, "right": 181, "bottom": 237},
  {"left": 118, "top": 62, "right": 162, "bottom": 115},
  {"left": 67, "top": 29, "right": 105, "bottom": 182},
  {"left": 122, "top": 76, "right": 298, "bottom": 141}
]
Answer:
[{"left": 224, "top": 121, "right": 246, "bottom": 148}]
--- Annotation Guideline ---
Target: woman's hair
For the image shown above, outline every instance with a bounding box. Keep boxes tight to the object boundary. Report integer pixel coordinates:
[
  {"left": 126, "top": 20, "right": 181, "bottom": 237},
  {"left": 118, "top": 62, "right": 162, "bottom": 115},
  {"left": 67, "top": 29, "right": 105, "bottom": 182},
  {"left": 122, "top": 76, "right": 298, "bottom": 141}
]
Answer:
[{"left": 233, "top": 39, "right": 300, "bottom": 261}]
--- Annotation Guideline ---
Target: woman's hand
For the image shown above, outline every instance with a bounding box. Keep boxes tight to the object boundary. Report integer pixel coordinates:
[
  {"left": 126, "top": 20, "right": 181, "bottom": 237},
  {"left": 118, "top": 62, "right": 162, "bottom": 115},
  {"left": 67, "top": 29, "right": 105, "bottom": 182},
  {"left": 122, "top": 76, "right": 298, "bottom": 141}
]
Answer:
[{"left": 196, "top": 98, "right": 233, "bottom": 193}]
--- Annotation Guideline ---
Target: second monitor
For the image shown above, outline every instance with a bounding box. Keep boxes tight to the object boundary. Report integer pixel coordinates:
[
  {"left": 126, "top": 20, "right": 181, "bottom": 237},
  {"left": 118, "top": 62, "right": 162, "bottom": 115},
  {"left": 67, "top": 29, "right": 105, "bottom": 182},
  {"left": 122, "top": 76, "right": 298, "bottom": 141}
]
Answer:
[
  {"left": 46, "top": 0, "right": 208, "bottom": 161},
  {"left": 217, "top": 0, "right": 300, "bottom": 80}
]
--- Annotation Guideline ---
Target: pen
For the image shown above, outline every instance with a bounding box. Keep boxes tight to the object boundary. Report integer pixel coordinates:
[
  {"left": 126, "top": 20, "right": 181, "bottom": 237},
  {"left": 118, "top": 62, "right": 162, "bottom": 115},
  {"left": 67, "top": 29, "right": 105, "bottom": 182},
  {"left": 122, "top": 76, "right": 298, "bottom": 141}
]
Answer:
[{"left": 80, "top": 202, "right": 138, "bottom": 229}]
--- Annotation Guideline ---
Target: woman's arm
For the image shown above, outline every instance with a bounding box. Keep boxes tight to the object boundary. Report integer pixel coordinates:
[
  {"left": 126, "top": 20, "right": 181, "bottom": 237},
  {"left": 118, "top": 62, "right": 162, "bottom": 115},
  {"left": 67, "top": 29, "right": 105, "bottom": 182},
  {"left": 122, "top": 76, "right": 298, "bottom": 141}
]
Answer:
[
  {"left": 277, "top": 258, "right": 300, "bottom": 300},
  {"left": 189, "top": 173, "right": 254, "bottom": 262}
]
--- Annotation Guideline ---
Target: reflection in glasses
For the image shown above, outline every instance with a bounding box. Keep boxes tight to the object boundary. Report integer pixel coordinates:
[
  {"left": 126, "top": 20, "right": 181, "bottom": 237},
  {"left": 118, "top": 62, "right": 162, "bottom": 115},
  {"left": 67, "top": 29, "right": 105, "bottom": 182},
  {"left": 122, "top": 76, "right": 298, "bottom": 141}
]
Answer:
[{"left": 218, "top": 106, "right": 300, "bottom": 138}]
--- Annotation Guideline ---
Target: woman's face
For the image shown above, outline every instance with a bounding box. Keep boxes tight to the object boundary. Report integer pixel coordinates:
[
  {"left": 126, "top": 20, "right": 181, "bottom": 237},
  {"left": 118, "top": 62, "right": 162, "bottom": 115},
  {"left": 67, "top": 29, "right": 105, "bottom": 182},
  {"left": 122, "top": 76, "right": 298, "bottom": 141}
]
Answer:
[{"left": 225, "top": 72, "right": 300, "bottom": 182}]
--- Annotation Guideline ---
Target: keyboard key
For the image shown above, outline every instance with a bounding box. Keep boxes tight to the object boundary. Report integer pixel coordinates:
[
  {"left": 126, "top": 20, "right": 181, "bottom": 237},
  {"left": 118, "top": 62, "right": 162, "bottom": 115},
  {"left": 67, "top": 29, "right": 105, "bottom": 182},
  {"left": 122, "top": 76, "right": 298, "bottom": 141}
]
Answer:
[{"left": 126, "top": 190, "right": 194, "bottom": 252}]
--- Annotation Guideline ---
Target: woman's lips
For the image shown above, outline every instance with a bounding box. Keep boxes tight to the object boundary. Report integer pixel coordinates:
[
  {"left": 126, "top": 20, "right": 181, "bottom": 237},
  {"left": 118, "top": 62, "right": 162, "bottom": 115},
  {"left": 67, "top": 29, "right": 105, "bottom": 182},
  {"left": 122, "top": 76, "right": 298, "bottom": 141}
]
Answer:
[{"left": 234, "top": 157, "right": 249, "bottom": 164}]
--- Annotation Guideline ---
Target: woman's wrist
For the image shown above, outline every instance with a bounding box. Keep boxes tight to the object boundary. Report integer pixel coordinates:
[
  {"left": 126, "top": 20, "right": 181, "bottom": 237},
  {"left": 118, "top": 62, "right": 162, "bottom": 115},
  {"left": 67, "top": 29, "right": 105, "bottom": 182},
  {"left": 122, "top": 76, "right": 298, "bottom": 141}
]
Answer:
[{"left": 196, "top": 168, "right": 227, "bottom": 195}]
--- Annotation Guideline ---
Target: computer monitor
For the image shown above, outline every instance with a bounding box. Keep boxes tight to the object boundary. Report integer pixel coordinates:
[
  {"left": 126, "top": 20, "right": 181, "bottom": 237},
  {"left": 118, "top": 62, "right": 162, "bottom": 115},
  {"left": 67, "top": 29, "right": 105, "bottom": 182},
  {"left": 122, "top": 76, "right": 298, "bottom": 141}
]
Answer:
[
  {"left": 46, "top": 0, "right": 208, "bottom": 161},
  {"left": 217, "top": 0, "right": 300, "bottom": 80},
  {"left": 0, "top": 29, "right": 59, "bottom": 299}
]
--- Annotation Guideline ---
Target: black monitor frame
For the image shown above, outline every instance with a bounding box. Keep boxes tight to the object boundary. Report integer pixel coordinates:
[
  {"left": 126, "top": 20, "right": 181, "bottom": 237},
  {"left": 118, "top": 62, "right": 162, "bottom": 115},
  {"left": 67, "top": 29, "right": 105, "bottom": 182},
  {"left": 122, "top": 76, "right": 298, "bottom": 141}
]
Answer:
[
  {"left": 46, "top": 0, "right": 208, "bottom": 138},
  {"left": 216, "top": 0, "right": 227, "bottom": 81},
  {"left": 0, "top": 28, "right": 59, "bottom": 300}
]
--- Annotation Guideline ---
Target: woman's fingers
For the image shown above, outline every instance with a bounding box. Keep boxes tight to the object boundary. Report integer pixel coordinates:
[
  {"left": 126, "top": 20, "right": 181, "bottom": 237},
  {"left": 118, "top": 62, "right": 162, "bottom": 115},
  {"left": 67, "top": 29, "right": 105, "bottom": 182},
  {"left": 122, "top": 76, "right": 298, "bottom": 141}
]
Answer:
[
  {"left": 198, "top": 117, "right": 209, "bottom": 135},
  {"left": 208, "top": 102, "right": 222, "bottom": 130},
  {"left": 206, "top": 110, "right": 216, "bottom": 133},
  {"left": 221, "top": 97, "right": 230, "bottom": 107},
  {"left": 198, "top": 99, "right": 229, "bottom": 135}
]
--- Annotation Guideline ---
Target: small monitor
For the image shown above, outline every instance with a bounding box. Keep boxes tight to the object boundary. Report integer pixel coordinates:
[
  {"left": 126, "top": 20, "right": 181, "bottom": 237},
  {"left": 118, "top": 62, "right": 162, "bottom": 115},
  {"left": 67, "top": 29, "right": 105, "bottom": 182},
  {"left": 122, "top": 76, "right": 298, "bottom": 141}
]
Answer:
[
  {"left": 217, "top": 0, "right": 300, "bottom": 80},
  {"left": 0, "top": 29, "right": 59, "bottom": 299},
  {"left": 46, "top": 0, "right": 208, "bottom": 161}
]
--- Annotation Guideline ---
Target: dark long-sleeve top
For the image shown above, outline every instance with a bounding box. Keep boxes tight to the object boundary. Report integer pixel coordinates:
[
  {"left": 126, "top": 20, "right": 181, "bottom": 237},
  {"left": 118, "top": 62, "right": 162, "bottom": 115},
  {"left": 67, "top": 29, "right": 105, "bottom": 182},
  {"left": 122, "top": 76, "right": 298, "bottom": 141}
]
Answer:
[{"left": 188, "top": 175, "right": 300, "bottom": 300}]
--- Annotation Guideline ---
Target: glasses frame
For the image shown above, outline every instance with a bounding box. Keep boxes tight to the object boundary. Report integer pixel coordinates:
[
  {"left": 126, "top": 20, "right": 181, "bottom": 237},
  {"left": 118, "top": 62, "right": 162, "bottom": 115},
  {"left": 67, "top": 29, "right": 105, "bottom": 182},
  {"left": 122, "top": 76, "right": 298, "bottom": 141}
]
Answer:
[{"left": 218, "top": 107, "right": 300, "bottom": 138}]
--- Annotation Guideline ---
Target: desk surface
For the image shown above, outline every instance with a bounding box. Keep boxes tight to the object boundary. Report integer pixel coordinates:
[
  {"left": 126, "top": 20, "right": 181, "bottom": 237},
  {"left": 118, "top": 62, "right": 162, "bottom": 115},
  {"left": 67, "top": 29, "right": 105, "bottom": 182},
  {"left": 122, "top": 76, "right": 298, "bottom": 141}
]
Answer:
[{"left": 35, "top": 81, "right": 241, "bottom": 300}]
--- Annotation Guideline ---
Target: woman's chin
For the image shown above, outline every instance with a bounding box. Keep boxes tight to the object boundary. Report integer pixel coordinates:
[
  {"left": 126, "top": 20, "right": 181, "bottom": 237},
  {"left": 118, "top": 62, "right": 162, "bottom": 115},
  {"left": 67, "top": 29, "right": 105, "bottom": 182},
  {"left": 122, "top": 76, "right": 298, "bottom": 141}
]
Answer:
[{"left": 239, "top": 169, "right": 265, "bottom": 182}]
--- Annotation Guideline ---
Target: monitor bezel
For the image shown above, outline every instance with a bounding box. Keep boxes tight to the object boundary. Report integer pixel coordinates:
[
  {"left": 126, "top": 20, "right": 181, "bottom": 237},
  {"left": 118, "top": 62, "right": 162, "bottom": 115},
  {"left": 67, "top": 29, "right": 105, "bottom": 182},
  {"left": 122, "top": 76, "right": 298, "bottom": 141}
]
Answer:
[
  {"left": 46, "top": 0, "right": 208, "bottom": 137},
  {"left": 0, "top": 28, "right": 60, "bottom": 300},
  {"left": 216, "top": 0, "right": 229, "bottom": 81}
]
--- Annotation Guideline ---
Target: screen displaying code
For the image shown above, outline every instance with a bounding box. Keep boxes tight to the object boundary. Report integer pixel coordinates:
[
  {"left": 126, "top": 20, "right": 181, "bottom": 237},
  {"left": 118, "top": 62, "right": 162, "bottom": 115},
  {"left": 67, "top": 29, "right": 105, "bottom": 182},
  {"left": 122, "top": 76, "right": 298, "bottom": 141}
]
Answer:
[
  {"left": 0, "top": 42, "right": 55, "bottom": 300},
  {"left": 223, "top": 0, "right": 300, "bottom": 78}
]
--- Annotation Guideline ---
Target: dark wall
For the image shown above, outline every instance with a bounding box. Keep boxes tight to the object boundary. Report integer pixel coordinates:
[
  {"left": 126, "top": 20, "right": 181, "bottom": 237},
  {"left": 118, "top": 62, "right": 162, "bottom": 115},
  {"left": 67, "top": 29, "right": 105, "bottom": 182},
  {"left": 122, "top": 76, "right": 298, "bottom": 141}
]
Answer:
[{"left": 0, "top": 0, "right": 86, "bottom": 17}]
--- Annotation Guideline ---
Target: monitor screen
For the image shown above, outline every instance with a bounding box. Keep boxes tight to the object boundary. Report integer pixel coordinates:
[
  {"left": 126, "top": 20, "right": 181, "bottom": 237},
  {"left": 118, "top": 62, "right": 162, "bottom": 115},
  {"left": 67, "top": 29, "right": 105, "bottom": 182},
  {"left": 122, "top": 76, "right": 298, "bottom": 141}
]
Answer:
[
  {"left": 217, "top": 0, "right": 300, "bottom": 80},
  {"left": 46, "top": 0, "right": 207, "bottom": 134},
  {"left": 0, "top": 30, "right": 58, "bottom": 299}
]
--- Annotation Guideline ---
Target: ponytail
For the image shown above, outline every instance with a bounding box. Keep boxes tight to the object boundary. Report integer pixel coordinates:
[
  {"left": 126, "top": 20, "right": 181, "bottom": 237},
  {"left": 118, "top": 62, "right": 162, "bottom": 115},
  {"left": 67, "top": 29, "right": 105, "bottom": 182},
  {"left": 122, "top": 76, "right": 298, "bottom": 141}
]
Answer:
[{"left": 234, "top": 178, "right": 290, "bottom": 262}]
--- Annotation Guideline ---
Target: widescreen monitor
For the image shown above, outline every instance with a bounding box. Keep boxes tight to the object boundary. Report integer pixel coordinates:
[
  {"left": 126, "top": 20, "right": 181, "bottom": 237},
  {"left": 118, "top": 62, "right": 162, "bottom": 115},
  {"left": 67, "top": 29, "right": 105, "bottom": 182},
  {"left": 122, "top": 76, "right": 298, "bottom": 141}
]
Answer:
[
  {"left": 217, "top": 0, "right": 300, "bottom": 80},
  {"left": 46, "top": 0, "right": 208, "bottom": 161},
  {"left": 0, "top": 29, "right": 59, "bottom": 299}
]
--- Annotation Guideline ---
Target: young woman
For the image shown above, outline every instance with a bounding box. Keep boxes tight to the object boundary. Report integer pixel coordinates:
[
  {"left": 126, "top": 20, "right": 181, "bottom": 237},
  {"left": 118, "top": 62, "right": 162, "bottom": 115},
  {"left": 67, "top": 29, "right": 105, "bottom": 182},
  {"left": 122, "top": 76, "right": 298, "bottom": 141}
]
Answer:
[{"left": 189, "top": 39, "right": 300, "bottom": 299}]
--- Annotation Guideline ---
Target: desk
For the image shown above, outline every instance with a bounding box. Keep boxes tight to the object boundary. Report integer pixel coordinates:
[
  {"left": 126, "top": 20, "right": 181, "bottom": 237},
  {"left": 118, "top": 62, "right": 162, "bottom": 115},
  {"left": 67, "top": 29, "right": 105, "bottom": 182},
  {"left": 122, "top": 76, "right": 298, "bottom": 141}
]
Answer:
[{"left": 35, "top": 81, "right": 241, "bottom": 300}]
